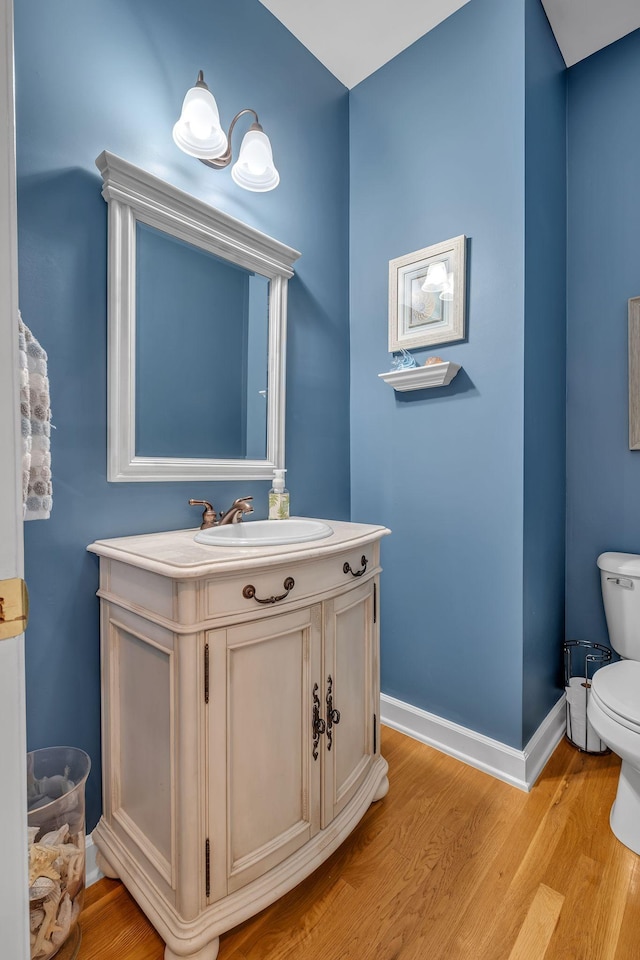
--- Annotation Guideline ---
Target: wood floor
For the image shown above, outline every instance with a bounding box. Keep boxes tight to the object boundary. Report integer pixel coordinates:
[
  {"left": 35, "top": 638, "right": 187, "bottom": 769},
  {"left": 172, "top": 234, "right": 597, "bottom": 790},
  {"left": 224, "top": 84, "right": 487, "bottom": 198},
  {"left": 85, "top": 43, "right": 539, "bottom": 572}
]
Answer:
[{"left": 78, "top": 727, "right": 640, "bottom": 960}]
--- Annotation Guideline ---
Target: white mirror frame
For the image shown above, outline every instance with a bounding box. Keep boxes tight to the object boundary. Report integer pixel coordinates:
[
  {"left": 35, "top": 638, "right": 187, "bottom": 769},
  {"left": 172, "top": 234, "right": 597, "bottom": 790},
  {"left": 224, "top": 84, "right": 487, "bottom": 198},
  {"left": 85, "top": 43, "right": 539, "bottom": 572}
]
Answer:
[{"left": 96, "top": 151, "right": 301, "bottom": 481}]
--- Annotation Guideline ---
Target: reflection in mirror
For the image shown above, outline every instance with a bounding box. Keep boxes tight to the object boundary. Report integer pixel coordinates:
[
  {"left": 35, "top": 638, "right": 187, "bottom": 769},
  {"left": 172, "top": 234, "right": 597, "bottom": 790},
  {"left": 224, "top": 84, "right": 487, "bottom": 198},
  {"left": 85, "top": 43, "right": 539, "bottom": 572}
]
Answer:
[
  {"left": 135, "top": 223, "right": 269, "bottom": 460},
  {"left": 96, "top": 150, "right": 301, "bottom": 481},
  {"left": 405, "top": 256, "right": 453, "bottom": 336}
]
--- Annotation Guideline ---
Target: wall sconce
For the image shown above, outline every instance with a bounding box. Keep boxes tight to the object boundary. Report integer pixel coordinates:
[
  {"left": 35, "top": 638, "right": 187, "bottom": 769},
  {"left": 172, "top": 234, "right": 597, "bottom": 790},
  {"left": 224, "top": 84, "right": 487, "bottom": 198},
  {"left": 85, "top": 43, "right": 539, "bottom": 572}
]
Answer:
[{"left": 173, "top": 71, "right": 280, "bottom": 192}]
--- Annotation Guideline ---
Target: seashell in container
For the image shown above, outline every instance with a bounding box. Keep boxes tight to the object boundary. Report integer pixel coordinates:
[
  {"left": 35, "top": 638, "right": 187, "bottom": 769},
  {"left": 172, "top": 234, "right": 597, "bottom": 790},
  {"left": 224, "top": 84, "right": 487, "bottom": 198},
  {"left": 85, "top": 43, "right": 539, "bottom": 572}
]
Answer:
[
  {"left": 29, "top": 846, "right": 60, "bottom": 885},
  {"left": 51, "top": 894, "right": 73, "bottom": 948},
  {"left": 29, "top": 877, "right": 57, "bottom": 904},
  {"left": 38, "top": 824, "right": 70, "bottom": 848}
]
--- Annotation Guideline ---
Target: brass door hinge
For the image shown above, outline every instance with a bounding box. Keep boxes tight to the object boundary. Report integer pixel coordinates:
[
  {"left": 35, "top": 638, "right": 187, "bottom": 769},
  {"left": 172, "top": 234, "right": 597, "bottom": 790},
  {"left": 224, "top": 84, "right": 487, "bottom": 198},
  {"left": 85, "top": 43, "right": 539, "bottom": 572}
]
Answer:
[{"left": 0, "top": 578, "right": 29, "bottom": 641}]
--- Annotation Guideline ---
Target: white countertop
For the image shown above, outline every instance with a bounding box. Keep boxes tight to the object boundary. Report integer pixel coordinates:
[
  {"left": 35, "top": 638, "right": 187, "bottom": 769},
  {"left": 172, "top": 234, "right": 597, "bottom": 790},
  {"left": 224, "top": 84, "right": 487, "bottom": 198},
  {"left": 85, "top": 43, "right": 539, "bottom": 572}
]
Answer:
[{"left": 88, "top": 518, "right": 390, "bottom": 579}]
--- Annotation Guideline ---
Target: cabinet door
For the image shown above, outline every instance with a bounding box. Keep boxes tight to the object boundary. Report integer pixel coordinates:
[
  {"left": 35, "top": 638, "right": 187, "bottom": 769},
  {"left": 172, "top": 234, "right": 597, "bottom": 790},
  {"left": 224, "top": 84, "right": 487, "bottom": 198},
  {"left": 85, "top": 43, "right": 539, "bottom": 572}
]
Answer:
[
  {"left": 208, "top": 605, "right": 322, "bottom": 895},
  {"left": 322, "top": 579, "right": 377, "bottom": 827}
]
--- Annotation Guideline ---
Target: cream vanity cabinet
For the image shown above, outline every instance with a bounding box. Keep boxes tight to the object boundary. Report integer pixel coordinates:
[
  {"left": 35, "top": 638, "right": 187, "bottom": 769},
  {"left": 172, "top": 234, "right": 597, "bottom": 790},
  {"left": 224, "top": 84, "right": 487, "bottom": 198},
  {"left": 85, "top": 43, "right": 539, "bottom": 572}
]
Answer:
[{"left": 88, "top": 520, "right": 390, "bottom": 960}]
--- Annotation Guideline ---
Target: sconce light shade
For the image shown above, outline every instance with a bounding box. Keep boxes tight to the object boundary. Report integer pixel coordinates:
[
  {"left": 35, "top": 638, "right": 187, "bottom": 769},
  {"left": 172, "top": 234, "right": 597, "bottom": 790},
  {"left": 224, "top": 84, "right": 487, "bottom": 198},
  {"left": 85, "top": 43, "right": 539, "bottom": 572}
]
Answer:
[
  {"left": 173, "top": 82, "right": 228, "bottom": 159},
  {"left": 231, "top": 127, "right": 280, "bottom": 192},
  {"left": 174, "top": 71, "right": 280, "bottom": 191},
  {"left": 422, "top": 261, "right": 448, "bottom": 293}
]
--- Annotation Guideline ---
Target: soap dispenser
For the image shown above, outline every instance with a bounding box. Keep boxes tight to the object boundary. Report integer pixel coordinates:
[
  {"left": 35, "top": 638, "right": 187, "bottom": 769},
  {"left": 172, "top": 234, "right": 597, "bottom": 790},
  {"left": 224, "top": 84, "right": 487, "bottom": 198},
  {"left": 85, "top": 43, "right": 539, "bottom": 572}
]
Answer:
[{"left": 268, "top": 469, "right": 290, "bottom": 520}]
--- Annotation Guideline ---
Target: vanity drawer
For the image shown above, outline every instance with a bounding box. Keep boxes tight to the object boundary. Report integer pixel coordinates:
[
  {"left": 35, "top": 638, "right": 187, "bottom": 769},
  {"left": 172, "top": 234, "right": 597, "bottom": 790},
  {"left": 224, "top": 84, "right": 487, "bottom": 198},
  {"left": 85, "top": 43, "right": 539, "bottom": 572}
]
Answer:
[{"left": 202, "top": 544, "right": 379, "bottom": 621}]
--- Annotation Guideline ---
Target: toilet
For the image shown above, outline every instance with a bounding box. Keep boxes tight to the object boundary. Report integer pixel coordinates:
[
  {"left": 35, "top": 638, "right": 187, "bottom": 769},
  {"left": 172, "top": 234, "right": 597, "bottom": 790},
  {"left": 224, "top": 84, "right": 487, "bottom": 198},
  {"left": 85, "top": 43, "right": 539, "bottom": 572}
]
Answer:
[{"left": 587, "top": 552, "right": 640, "bottom": 855}]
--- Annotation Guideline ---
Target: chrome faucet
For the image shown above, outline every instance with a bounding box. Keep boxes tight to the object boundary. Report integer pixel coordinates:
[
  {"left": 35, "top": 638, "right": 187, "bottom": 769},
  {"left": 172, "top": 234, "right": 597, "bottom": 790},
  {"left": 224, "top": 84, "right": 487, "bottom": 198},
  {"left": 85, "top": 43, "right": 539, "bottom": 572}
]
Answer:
[{"left": 189, "top": 497, "right": 254, "bottom": 530}]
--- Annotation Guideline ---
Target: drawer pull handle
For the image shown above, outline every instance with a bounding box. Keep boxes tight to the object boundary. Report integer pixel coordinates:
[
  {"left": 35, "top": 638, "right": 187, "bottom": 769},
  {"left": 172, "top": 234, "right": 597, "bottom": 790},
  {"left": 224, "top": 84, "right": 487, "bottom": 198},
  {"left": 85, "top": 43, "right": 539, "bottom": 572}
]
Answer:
[
  {"left": 312, "top": 683, "right": 326, "bottom": 760},
  {"left": 343, "top": 555, "right": 368, "bottom": 578},
  {"left": 326, "top": 675, "right": 341, "bottom": 751},
  {"left": 242, "top": 577, "right": 295, "bottom": 605}
]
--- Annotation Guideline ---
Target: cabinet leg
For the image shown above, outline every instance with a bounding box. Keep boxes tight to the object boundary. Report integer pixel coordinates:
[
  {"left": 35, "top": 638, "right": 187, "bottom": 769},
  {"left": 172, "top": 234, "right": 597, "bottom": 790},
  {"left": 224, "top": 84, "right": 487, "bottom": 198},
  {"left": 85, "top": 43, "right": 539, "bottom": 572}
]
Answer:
[
  {"left": 95, "top": 849, "right": 119, "bottom": 880},
  {"left": 164, "top": 940, "right": 219, "bottom": 960},
  {"left": 373, "top": 775, "right": 389, "bottom": 802}
]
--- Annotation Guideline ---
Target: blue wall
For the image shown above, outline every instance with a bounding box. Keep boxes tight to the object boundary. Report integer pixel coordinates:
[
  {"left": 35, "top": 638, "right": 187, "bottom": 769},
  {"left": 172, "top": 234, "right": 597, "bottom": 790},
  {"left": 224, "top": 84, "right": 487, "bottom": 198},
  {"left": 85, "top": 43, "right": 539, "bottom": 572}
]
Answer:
[
  {"left": 566, "top": 29, "right": 640, "bottom": 648},
  {"left": 15, "top": 0, "right": 350, "bottom": 829},
  {"left": 350, "top": 0, "right": 530, "bottom": 748},
  {"left": 522, "top": 0, "right": 567, "bottom": 742}
]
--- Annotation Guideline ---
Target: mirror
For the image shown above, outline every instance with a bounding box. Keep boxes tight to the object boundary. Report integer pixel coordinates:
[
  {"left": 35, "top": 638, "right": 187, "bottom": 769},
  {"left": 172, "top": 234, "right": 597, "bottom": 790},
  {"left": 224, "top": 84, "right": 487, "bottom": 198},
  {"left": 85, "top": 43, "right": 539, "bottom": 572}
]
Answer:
[
  {"left": 96, "top": 151, "right": 300, "bottom": 481},
  {"left": 135, "top": 223, "right": 270, "bottom": 461}
]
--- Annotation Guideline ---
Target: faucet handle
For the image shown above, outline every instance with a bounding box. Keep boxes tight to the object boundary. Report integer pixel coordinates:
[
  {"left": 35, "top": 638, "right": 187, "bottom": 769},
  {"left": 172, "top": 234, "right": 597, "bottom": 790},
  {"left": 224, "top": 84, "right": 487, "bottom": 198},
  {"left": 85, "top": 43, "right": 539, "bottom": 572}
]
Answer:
[{"left": 189, "top": 499, "right": 217, "bottom": 529}]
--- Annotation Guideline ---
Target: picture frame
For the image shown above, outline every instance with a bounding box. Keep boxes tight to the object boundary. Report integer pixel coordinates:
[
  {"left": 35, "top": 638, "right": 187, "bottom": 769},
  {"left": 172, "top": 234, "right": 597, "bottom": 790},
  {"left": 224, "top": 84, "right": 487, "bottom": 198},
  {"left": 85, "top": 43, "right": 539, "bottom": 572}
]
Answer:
[
  {"left": 628, "top": 297, "right": 640, "bottom": 449},
  {"left": 388, "top": 234, "right": 466, "bottom": 352}
]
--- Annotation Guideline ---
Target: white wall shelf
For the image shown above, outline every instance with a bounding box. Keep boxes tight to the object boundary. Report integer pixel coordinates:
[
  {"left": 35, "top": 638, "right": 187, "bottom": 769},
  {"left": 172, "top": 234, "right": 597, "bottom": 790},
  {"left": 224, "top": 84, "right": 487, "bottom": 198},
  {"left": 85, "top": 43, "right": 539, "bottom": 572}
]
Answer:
[{"left": 378, "top": 361, "right": 461, "bottom": 392}]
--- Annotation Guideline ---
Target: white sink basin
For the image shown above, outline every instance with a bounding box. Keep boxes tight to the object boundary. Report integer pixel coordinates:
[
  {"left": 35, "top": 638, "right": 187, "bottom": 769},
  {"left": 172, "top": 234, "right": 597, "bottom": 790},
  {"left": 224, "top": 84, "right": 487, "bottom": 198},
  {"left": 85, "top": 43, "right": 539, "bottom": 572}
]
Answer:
[{"left": 194, "top": 518, "right": 333, "bottom": 547}]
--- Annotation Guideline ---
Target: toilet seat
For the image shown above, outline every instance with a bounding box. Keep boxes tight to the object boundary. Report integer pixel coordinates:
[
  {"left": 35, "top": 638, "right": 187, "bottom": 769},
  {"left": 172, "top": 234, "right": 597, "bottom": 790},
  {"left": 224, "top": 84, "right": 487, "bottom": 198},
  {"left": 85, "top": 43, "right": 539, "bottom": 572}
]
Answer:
[{"left": 591, "top": 661, "right": 640, "bottom": 735}]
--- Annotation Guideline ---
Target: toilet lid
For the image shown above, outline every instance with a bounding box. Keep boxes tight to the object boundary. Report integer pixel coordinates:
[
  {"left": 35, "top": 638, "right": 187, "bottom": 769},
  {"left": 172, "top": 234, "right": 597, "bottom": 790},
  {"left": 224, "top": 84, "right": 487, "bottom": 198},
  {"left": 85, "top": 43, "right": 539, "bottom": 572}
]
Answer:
[{"left": 591, "top": 661, "right": 640, "bottom": 732}]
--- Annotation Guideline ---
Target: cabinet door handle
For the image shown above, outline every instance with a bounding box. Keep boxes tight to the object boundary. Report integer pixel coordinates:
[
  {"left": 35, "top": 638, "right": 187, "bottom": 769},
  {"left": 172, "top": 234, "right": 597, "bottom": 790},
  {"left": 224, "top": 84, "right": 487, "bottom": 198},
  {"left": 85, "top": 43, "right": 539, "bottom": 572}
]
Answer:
[
  {"left": 343, "top": 555, "right": 368, "bottom": 578},
  {"left": 312, "top": 683, "right": 326, "bottom": 760},
  {"left": 326, "top": 675, "right": 341, "bottom": 751},
  {"left": 243, "top": 577, "right": 295, "bottom": 604}
]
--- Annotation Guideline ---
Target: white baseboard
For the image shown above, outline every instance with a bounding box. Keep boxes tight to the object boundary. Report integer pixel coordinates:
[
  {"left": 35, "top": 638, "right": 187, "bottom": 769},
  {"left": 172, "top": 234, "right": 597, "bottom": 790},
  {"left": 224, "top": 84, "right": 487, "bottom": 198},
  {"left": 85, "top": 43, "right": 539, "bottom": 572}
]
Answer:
[
  {"left": 85, "top": 833, "right": 103, "bottom": 887},
  {"left": 380, "top": 692, "right": 566, "bottom": 792}
]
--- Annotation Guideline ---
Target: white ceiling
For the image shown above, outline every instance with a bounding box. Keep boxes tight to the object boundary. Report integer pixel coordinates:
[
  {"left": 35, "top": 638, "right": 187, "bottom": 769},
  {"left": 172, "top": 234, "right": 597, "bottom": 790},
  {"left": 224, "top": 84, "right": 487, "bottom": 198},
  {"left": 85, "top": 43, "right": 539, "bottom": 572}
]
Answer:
[
  {"left": 258, "top": 0, "right": 640, "bottom": 88},
  {"left": 541, "top": 0, "right": 640, "bottom": 67}
]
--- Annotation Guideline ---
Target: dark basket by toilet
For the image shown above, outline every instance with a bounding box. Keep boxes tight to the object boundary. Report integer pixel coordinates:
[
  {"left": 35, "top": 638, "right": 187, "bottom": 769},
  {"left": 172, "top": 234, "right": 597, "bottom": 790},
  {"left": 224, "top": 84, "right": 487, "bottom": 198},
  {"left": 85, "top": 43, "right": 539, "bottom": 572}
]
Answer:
[
  {"left": 27, "top": 747, "right": 91, "bottom": 960},
  {"left": 563, "top": 640, "right": 611, "bottom": 754}
]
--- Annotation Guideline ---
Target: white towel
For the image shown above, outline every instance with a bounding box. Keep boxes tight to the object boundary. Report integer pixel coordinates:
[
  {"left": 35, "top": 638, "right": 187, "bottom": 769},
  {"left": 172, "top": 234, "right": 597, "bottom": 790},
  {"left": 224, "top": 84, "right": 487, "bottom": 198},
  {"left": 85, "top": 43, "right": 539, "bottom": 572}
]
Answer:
[{"left": 18, "top": 313, "right": 52, "bottom": 520}]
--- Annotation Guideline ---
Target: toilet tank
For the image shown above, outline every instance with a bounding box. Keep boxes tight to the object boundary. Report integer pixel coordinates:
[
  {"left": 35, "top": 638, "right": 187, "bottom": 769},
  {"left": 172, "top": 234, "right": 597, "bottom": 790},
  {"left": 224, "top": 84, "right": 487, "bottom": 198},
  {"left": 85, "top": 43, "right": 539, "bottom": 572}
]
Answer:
[{"left": 598, "top": 552, "right": 640, "bottom": 659}]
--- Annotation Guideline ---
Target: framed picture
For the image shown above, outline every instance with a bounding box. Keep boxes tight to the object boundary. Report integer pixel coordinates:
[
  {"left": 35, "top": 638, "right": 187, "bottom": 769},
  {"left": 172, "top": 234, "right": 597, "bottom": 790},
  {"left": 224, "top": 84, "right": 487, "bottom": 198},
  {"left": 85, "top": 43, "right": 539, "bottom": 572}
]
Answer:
[{"left": 388, "top": 235, "right": 466, "bottom": 352}]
